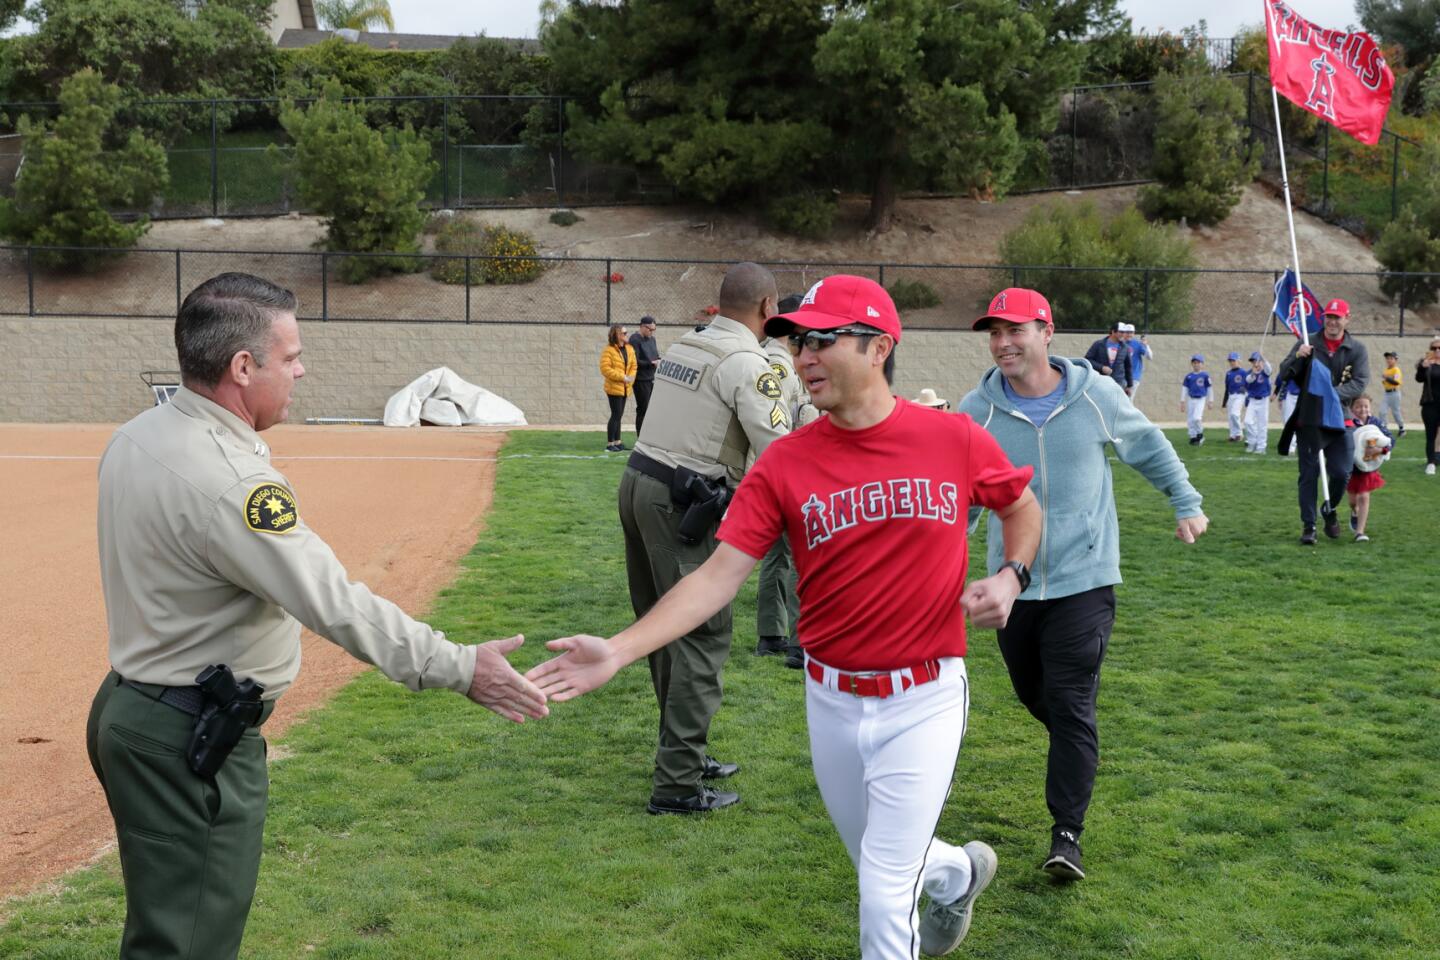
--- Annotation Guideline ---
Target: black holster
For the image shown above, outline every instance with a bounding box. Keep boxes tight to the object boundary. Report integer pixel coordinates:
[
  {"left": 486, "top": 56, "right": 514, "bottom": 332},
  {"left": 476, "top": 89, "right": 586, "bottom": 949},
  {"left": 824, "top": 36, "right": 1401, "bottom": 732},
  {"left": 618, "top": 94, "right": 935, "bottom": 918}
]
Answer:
[
  {"left": 670, "top": 466, "right": 732, "bottom": 545},
  {"left": 186, "top": 664, "right": 265, "bottom": 778}
]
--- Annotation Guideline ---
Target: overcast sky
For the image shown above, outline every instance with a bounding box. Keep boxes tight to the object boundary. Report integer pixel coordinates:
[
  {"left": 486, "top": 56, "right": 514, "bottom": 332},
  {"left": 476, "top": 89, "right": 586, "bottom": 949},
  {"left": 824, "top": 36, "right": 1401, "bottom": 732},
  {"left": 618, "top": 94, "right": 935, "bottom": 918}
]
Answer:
[{"left": 386, "top": 0, "right": 1363, "bottom": 40}]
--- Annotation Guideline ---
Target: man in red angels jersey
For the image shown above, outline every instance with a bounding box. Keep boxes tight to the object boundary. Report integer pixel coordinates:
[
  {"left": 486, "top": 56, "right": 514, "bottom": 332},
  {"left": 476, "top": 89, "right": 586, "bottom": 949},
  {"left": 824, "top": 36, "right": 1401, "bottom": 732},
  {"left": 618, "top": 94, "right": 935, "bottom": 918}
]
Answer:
[{"left": 528, "top": 275, "right": 1041, "bottom": 959}]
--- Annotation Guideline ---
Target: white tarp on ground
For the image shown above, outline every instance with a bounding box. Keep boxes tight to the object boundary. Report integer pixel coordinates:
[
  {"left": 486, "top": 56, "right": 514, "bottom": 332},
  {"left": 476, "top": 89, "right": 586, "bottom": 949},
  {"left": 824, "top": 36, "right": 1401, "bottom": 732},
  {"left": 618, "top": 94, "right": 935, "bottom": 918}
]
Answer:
[{"left": 382, "top": 367, "right": 528, "bottom": 427}]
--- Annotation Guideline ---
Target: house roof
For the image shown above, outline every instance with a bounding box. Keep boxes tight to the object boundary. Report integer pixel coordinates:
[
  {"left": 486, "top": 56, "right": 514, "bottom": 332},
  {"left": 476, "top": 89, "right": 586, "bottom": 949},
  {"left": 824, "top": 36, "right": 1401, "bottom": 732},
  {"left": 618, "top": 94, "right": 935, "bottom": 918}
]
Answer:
[{"left": 275, "top": 29, "right": 541, "bottom": 54}]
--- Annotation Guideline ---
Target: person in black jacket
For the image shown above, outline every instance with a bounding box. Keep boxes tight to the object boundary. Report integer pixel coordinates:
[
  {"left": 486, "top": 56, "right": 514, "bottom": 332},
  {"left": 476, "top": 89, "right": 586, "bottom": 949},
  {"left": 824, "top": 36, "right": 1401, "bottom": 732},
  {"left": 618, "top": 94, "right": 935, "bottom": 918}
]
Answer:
[
  {"left": 1417, "top": 336, "right": 1440, "bottom": 476},
  {"left": 1275, "top": 298, "right": 1370, "bottom": 543},
  {"left": 628, "top": 316, "right": 661, "bottom": 437},
  {"left": 1083, "top": 324, "right": 1132, "bottom": 391}
]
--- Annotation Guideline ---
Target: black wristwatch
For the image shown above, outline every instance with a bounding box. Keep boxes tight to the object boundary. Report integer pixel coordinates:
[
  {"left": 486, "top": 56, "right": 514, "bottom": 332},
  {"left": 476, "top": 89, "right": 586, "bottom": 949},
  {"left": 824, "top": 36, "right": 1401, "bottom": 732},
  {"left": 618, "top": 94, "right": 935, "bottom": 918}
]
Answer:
[{"left": 1000, "top": 560, "right": 1031, "bottom": 592}]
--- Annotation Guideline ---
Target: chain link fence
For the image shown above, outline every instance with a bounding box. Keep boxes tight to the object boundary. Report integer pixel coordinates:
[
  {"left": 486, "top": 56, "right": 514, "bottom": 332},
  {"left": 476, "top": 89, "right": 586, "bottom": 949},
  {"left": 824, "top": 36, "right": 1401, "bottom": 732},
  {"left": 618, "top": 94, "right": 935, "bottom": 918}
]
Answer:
[{"left": 3, "top": 245, "right": 1436, "bottom": 336}]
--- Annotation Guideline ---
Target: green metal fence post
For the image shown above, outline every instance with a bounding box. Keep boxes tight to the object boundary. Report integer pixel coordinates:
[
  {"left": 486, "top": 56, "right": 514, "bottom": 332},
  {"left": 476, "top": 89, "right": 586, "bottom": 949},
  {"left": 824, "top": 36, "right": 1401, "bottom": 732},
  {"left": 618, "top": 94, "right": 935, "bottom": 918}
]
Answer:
[
  {"left": 321, "top": 253, "right": 328, "bottom": 321},
  {"left": 1391, "top": 136, "right": 1400, "bottom": 222},
  {"left": 26, "top": 246, "right": 34, "bottom": 316},
  {"left": 464, "top": 257, "right": 471, "bottom": 323},
  {"left": 1142, "top": 269, "right": 1151, "bottom": 330},
  {"left": 210, "top": 101, "right": 219, "bottom": 218},
  {"left": 1321, "top": 123, "right": 1330, "bottom": 215},
  {"left": 556, "top": 97, "right": 566, "bottom": 207},
  {"left": 605, "top": 258, "right": 613, "bottom": 325}
]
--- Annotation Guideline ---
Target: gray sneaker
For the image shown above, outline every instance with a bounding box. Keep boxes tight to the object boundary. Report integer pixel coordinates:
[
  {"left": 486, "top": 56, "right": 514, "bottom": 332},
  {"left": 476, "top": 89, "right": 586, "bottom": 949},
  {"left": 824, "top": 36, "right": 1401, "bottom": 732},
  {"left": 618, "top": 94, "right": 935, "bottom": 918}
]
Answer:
[{"left": 919, "top": 841, "right": 997, "bottom": 956}]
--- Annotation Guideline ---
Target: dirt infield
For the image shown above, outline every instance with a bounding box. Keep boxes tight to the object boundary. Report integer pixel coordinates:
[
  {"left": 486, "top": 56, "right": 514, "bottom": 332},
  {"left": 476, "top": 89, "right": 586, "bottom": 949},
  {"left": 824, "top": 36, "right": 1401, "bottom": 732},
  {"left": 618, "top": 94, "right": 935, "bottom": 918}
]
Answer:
[{"left": 0, "top": 422, "right": 507, "bottom": 901}]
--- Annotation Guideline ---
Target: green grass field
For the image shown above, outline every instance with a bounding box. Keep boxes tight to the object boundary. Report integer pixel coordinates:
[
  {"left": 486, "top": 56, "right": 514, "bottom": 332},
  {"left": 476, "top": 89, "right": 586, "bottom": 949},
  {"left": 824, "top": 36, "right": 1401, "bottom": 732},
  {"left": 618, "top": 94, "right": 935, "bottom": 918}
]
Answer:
[{"left": 2, "top": 428, "right": 1436, "bottom": 959}]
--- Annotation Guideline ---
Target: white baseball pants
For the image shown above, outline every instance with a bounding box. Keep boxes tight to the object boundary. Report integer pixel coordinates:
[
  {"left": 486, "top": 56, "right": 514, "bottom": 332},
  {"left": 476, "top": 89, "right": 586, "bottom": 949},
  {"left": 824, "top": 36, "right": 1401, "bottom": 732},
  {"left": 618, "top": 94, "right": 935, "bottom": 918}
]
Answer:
[
  {"left": 1186, "top": 397, "right": 1207, "bottom": 438},
  {"left": 1382, "top": 390, "right": 1404, "bottom": 431},
  {"left": 806, "top": 655, "right": 974, "bottom": 960},
  {"left": 1244, "top": 401, "right": 1269, "bottom": 452},
  {"left": 1281, "top": 392, "right": 1298, "bottom": 425},
  {"left": 1227, "top": 394, "right": 1246, "bottom": 438}
]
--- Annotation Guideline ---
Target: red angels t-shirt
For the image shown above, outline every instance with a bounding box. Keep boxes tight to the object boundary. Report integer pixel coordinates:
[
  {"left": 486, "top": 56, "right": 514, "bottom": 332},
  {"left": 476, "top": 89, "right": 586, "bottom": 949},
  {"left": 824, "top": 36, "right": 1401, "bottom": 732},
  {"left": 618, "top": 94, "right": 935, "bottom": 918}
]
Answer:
[{"left": 718, "top": 398, "right": 1033, "bottom": 671}]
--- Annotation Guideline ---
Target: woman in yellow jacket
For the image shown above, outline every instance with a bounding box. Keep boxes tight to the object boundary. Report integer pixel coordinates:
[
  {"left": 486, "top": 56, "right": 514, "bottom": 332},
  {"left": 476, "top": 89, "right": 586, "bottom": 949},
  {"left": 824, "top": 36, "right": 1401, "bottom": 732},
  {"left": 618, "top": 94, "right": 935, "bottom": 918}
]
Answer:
[{"left": 600, "top": 323, "right": 638, "bottom": 452}]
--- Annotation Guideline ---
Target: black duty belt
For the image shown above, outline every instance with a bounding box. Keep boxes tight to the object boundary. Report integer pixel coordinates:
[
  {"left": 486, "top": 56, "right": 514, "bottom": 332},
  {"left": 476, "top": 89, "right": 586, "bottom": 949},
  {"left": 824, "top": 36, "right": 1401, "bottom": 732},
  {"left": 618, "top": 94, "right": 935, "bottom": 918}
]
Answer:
[
  {"left": 627, "top": 450, "right": 677, "bottom": 485},
  {"left": 122, "top": 676, "right": 273, "bottom": 727}
]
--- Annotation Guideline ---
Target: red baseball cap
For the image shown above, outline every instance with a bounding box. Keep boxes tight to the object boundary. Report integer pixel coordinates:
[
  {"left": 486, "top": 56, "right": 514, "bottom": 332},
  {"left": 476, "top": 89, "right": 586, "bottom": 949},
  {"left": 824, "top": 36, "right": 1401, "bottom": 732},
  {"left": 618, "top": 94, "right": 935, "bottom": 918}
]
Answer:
[
  {"left": 764, "top": 275, "right": 902, "bottom": 343},
  {"left": 1324, "top": 298, "right": 1350, "bottom": 318},
  {"left": 973, "top": 287, "right": 1053, "bottom": 330}
]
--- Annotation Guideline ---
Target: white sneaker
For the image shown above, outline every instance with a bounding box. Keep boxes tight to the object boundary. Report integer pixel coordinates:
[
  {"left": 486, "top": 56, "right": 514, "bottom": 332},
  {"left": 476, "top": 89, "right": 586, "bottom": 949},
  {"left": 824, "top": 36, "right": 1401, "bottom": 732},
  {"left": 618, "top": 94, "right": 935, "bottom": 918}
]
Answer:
[
  {"left": 919, "top": 841, "right": 997, "bottom": 956},
  {"left": 1427, "top": 463, "right": 1437, "bottom": 476}
]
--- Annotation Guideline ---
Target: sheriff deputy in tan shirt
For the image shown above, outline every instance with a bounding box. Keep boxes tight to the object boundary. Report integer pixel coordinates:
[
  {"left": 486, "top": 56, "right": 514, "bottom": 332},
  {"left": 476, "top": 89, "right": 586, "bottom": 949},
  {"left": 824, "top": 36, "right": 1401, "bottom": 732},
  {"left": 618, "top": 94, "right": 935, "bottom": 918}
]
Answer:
[
  {"left": 620, "top": 261, "right": 790, "bottom": 816},
  {"left": 86, "top": 272, "right": 547, "bottom": 960}
]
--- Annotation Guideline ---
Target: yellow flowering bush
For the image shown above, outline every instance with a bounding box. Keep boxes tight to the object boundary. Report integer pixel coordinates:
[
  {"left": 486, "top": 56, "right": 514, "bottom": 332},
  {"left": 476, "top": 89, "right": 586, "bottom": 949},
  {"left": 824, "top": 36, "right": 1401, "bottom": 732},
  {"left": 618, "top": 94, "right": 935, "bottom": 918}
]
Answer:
[{"left": 430, "top": 219, "right": 544, "bottom": 286}]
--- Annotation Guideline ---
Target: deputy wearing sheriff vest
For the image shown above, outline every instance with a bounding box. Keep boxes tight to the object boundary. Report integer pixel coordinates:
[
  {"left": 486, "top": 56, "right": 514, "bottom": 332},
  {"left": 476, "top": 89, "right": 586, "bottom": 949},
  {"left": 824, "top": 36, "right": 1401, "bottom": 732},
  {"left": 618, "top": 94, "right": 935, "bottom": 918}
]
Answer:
[
  {"left": 754, "top": 294, "right": 818, "bottom": 664},
  {"left": 87, "top": 273, "right": 547, "bottom": 960},
  {"left": 623, "top": 261, "right": 790, "bottom": 814}
]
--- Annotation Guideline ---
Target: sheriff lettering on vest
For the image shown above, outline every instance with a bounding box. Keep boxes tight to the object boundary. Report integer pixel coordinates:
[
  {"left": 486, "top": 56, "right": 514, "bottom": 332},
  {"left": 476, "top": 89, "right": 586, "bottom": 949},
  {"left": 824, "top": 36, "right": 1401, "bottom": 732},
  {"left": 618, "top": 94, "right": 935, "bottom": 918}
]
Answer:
[
  {"left": 86, "top": 272, "right": 547, "bottom": 960},
  {"left": 621, "top": 261, "right": 790, "bottom": 814}
]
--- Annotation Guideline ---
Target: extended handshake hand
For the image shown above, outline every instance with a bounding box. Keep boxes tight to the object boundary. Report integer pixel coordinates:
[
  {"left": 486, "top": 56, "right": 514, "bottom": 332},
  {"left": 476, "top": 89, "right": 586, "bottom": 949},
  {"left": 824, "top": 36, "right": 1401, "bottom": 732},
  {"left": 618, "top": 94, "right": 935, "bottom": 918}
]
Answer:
[
  {"left": 525, "top": 635, "right": 621, "bottom": 702},
  {"left": 468, "top": 635, "right": 550, "bottom": 722}
]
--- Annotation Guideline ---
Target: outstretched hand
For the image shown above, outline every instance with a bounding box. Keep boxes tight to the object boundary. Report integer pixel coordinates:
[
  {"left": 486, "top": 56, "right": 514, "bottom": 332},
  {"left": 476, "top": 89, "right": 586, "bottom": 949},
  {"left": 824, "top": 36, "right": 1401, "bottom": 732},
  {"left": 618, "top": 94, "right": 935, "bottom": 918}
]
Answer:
[
  {"left": 468, "top": 635, "right": 549, "bottom": 723},
  {"left": 525, "top": 635, "right": 622, "bottom": 702}
]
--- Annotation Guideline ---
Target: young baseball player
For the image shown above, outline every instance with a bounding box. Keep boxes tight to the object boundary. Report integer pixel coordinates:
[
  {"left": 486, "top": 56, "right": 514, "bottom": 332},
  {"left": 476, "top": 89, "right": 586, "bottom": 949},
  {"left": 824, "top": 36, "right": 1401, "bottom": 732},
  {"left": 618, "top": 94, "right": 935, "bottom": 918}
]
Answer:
[
  {"left": 528, "top": 275, "right": 1042, "bottom": 960},
  {"left": 1181, "top": 355, "right": 1213, "bottom": 445},
  {"left": 1243, "top": 351, "right": 1273, "bottom": 454},
  {"left": 1222, "top": 352, "right": 1248, "bottom": 441},
  {"left": 1380, "top": 351, "right": 1405, "bottom": 436},
  {"left": 1346, "top": 394, "right": 1392, "bottom": 542}
]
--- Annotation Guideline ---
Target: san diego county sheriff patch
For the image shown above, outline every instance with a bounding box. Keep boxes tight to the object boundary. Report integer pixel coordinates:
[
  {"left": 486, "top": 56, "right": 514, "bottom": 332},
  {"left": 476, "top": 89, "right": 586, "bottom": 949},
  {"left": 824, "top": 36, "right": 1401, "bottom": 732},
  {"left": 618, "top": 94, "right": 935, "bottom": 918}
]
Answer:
[
  {"left": 770, "top": 362, "right": 788, "bottom": 381},
  {"left": 244, "top": 483, "right": 298, "bottom": 534},
  {"left": 756, "top": 371, "right": 784, "bottom": 399}
]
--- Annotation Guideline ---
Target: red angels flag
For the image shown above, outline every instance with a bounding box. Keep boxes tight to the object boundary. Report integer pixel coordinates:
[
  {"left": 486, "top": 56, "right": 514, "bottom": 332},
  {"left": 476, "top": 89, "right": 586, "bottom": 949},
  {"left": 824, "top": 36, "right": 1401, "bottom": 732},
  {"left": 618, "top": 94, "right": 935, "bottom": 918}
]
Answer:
[{"left": 1264, "top": 0, "right": 1394, "bottom": 144}]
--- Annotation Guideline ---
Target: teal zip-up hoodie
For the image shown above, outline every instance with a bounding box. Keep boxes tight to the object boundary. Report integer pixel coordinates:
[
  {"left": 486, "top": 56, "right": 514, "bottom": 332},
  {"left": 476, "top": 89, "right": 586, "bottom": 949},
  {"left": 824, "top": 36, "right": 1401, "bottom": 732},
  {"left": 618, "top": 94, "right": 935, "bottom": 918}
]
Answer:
[{"left": 957, "top": 357, "right": 1203, "bottom": 601}]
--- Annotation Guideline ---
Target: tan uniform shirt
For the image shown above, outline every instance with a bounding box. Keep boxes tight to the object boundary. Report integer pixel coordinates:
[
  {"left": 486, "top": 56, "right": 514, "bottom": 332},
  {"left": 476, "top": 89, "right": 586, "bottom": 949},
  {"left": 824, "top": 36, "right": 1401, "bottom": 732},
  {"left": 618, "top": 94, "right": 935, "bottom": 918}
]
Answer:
[
  {"left": 761, "top": 336, "right": 819, "bottom": 429},
  {"left": 633, "top": 315, "right": 789, "bottom": 485},
  {"left": 97, "top": 388, "right": 477, "bottom": 699}
]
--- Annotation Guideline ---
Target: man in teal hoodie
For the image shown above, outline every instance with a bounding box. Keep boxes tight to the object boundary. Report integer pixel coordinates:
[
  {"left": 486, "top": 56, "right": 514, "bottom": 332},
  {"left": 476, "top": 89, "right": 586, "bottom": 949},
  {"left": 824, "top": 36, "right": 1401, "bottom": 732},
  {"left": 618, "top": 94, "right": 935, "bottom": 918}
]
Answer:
[{"left": 958, "top": 287, "right": 1208, "bottom": 882}]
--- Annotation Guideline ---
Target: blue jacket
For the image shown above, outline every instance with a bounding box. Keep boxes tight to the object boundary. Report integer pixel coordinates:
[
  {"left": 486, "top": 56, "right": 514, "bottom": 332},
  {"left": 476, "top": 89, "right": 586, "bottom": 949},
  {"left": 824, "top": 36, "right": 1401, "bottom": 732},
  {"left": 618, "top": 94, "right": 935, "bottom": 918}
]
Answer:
[{"left": 958, "top": 358, "right": 1203, "bottom": 601}]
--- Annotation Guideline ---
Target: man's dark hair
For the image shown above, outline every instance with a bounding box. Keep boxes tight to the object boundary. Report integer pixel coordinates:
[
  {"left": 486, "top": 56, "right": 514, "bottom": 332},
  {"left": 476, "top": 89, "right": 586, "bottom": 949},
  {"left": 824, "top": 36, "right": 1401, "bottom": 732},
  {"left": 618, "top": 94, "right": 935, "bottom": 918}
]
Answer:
[
  {"left": 849, "top": 323, "right": 896, "bottom": 385},
  {"left": 1109, "top": 322, "right": 1122, "bottom": 334},
  {"left": 176, "top": 273, "right": 298, "bottom": 388},
  {"left": 777, "top": 293, "right": 804, "bottom": 314}
]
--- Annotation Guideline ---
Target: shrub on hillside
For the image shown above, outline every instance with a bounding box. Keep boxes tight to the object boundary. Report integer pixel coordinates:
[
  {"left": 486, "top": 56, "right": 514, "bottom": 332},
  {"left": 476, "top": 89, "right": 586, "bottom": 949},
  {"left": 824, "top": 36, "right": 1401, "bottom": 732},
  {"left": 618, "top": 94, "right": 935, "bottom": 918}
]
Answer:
[
  {"left": 549, "top": 209, "right": 582, "bottom": 226},
  {"left": 429, "top": 219, "right": 543, "bottom": 285},
  {"left": 886, "top": 278, "right": 941, "bottom": 311},
  {"left": 998, "top": 201, "right": 1195, "bottom": 330},
  {"left": 1138, "top": 68, "right": 1257, "bottom": 227},
  {"left": 766, "top": 192, "right": 836, "bottom": 240},
  {"left": 1373, "top": 146, "right": 1440, "bottom": 308},
  {"left": 0, "top": 69, "right": 167, "bottom": 269},
  {"left": 278, "top": 83, "right": 435, "bottom": 283}
]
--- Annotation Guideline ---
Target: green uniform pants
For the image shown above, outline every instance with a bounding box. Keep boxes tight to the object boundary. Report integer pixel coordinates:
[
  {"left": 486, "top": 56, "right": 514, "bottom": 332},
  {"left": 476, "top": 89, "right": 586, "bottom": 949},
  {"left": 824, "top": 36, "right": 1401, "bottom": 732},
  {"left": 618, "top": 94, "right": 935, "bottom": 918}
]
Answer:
[
  {"left": 755, "top": 534, "right": 798, "bottom": 641},
  {"left": 86, "top": 671, "right": 270, "bottom": 960},
  {"left": 618, "top": 467, "right": 733, "bottom": 799}
]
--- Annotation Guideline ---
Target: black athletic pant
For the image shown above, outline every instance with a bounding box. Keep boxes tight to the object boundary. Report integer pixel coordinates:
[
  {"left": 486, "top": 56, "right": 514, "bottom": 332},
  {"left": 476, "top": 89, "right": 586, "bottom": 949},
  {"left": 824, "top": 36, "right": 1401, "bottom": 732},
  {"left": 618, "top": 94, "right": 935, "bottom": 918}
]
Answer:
[
  {"left": 1423, "top": 404, "right": 1440, "bottom": 465},
  {"left": 996, "top": 585, "right": 1114, "bottom": 837},
  {"left": 633, "top": 380, "right": 654, "bottom": 437},
  {"left": 1296, "top": 427, "right": 1354, "bottom": 528},
  {"left": 606, "top": 394, "right": 627, "bottom": 444}
]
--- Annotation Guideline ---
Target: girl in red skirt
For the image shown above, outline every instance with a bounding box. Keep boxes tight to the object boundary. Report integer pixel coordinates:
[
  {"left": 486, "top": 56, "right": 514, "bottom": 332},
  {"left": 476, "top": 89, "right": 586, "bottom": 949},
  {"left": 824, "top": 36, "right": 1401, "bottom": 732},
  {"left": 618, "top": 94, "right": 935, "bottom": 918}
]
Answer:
[{"left": 1347, "top": 394, "right": 1393, "bottom": 543}]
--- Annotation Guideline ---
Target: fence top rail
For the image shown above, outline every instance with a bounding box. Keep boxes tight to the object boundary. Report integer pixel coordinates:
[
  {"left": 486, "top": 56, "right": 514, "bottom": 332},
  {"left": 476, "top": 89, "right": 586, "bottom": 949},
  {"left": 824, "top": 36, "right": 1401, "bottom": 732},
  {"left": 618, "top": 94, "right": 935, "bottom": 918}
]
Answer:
[
  {"left": 0, "top": 94, "right": 568, "bottom": 111},
  {"left": 4, "top": 245, "right": 1439, "bottom": 279}
]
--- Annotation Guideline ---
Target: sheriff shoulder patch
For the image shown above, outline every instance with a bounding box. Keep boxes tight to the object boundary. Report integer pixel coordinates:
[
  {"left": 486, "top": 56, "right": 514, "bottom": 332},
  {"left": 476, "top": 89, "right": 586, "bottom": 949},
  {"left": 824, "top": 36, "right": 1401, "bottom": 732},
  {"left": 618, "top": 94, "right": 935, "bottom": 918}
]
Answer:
[
  {"left": 770, "top": 362, "right": 788, "bottom": 380},
  {"left": 756, "top": 372, "right": 784, "bottom": 400},
  {"left": 244, "top": 483, "right": 298, "bottom": 534}
]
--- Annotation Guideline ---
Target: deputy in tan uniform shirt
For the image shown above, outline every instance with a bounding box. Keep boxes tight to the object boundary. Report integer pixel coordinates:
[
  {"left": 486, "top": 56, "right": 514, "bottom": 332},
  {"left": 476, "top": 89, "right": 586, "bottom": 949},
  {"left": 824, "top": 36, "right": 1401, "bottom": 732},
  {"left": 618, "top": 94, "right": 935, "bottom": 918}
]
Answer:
[
  {"left": 86, "top": 272, "right": 546, "bottom": 960},
  {"left": 620, "top": 261, "right": 789, "bottom": 815},
  {"left": 754, "top": 311, "right": 817, "bottom": 661}
]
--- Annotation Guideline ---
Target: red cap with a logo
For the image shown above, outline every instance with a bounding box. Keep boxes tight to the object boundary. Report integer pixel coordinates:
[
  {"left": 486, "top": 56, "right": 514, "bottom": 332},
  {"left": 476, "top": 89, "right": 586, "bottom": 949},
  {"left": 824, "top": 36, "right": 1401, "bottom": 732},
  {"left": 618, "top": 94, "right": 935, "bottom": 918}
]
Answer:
[
  {"left": 974, "top": 287, "right": 1054, "bottom": 330},
  {"left": 765, "top": 275, "right": 902, "bottom": 343},
  {"left": 1324, "top": 298, "right": 1350, "bottom": 318}
]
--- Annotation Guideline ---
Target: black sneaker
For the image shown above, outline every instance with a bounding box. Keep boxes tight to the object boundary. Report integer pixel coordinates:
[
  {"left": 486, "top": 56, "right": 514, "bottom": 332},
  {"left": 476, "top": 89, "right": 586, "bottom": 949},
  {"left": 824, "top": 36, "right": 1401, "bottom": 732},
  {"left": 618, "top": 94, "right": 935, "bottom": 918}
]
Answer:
[
  {"left": 1043, "top": 829, "right": 1085, "bottom": 881},
  {"left": 1196, "top": 435, "right": 1205, "bottom": 446},
  {"left": 783, "top": 645, "right": 805, "bottom": 670},
  {"left": 1349, "top": 512, "right": 1359, "bottom": 533},
  {"left": 755, "top": 635, "right": 788, "bottom": 656},
  {"left": 1300, "top": 527, "right": 1317, "bottom": 546},
  {"left": 1322, "top": 509, "right": 1341, "bottom": 540},
  {"left": 701, "top": 755, "right": 739, "bottom": 779},
  {"left": 646, "top": 786, "right": 740, "bottom": 815}
]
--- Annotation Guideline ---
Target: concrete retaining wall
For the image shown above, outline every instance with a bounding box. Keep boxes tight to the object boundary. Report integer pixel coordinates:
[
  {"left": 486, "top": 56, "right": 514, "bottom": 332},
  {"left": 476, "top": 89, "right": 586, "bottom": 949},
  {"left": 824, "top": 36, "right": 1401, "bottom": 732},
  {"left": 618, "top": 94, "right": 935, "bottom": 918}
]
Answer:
[{"left": 2, "top": 317, "right": 1431, "bottom": 428}]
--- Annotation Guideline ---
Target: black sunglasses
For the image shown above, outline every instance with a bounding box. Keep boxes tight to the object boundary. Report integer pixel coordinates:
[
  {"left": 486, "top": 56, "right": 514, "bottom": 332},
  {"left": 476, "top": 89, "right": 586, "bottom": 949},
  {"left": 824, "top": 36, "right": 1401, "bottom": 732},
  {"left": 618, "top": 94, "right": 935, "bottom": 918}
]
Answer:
[{"left": 787, "top": 327, "right": 876, "bottom": 356}]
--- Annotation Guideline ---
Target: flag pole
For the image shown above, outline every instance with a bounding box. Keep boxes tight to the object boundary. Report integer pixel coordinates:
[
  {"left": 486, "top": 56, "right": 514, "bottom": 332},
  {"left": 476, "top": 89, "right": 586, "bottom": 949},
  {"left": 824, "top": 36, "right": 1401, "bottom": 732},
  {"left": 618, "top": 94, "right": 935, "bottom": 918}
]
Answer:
[{"left": 1271, "top": 85, "right": 1331, "bottom": 512}]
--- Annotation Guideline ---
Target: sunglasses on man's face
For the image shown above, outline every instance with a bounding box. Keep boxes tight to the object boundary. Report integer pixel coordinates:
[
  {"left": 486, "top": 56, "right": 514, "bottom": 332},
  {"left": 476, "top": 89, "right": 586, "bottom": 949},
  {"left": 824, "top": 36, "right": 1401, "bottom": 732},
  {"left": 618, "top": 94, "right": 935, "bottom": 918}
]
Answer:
[{"left": 787, "top": 328, "right": 875, "bottom": 356}]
